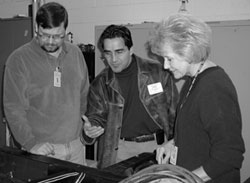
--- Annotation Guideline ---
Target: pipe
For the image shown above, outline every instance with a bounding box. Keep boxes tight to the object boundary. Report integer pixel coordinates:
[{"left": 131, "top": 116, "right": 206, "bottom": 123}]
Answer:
[{"left": 32, "top": 0, "right": 45, "bottom": 36}]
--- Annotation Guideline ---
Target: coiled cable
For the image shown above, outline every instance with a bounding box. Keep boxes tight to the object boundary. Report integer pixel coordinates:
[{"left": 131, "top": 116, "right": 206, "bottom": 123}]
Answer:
[{"left": 119, "top": 164, "right": 204, "bottom": 183}]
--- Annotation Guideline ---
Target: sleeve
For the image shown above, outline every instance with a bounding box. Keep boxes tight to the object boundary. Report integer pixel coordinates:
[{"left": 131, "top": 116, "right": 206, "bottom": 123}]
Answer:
[
  {"left": 79, "top": 50, "right": 90, "bottom": 115},
  {"left": 199, "top": 78, "right": 245, "bottom": 179},
  {"left": 81, "top": 77, "right": 108, "bottom": 144},
  {"left": 3, "top": 54, "right": 36, "bottom": 150},
  {"left": 165, "top": 72, "right": 179, "bottom": 139}
]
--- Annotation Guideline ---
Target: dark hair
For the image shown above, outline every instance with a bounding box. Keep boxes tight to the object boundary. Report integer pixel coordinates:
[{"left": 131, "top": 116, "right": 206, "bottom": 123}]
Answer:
[
  {"left": 36, "top": 2, "right": 68, "bottom": 29},
  {"left": 98, "top": 24, "right": 133, "bottom": 52}
]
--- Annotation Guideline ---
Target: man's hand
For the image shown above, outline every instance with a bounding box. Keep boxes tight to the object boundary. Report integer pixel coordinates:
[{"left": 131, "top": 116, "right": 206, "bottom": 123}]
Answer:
[
  {"left": 82, "top": 115, "right": 104, "bottom": 138},
  {"left": 30, "top": 142, "right": 55, "bottom": 156}
]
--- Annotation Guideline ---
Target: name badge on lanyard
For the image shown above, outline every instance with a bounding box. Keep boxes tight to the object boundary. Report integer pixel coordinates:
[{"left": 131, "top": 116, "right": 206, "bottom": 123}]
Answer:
[
  {"left": 54, "top": 67, "right": 61, "bottom": 87},
  {"left": 147, "top": 82, "right": 163, "bottom": 95},
  {"left": 170, "top": 146, "right": 178, "bottom": 165}
]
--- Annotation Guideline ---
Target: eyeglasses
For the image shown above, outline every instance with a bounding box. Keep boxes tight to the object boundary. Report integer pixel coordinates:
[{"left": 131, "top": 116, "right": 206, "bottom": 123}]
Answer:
[{"left": 36, "top": 31, "right": 65, "bottom": 42}]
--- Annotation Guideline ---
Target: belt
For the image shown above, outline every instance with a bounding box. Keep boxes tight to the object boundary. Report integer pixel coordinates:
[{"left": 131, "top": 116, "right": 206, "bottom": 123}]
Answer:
[{"left": 120, "top": 134, "right": 155, "bottom": 143}]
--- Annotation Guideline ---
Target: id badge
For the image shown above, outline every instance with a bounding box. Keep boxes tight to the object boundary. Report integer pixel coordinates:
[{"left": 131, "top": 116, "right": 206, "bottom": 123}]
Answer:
[
  {"left": 54, "top": 68, "right": 61, "bottom": 87},
  {"left": 147, "top": 82, "right": 163, "bottom": 95},
  {"left": 170, "top": 146, "right": 178, "bottom": 165}
]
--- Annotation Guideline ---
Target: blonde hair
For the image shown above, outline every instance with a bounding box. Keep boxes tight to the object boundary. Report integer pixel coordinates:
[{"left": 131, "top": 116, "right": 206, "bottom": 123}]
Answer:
[{"left": 148, "top": 14, "right": 212, "bottom": 63}]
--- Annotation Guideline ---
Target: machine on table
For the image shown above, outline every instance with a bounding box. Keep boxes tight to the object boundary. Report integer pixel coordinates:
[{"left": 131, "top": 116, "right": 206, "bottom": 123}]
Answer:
[{"left": 0, "top": 146, "right": 156, "bottom": 183}]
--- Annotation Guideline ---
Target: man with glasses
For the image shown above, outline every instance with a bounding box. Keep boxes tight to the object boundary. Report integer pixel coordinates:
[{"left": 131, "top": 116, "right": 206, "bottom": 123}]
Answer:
[
  {"left": 3, "top": 2, "right": 89, "bottom": 165},
  {"left": 81, "top": 24, "right": 179, "bottom": 168}
]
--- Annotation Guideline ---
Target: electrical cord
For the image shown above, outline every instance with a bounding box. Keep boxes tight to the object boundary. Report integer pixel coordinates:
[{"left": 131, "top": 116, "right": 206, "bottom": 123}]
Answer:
[{"left": 119, "top": 164, "right": 204, "bottom": 183}]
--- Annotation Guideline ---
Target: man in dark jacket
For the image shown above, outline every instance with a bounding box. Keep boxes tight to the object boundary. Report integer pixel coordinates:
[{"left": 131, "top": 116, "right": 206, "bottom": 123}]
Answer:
[{"left": 81, "top": 24, "right": 178, "bottom": 169}]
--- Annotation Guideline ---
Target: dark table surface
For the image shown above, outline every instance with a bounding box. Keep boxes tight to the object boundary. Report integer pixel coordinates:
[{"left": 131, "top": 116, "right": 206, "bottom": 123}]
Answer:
[{"left": 0, "top": 146, "right": 156, "bottom": 183}]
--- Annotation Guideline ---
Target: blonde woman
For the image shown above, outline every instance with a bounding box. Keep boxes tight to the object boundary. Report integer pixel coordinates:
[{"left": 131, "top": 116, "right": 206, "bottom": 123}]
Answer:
[{"left": 148, "top": 14, "right": 245, "bottom": 183}]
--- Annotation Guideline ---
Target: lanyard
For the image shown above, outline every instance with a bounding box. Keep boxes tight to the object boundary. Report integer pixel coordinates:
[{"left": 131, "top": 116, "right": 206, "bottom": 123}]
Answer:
[
  {"left": 179, "top": 61, "right": 205, "bottom": 110},
  {"left": 174, "top": 61, "right": 205, "bottom": 143}
]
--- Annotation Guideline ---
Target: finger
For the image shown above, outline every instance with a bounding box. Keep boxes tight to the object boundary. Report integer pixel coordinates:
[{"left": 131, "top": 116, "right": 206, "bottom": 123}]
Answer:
[
  {"left": 93, "top": 127, "right": 104, "bottom": 132},
  {"left": 162, "top": 155, "right": 169, "bottom": 164},
  {"left": 87, "top": 126, "right": 103, "bottom": 134},
  {"left": 93, "top": 129, "right": 104, "bottom": 138},
  {"left": 82, "top": 115, "right": 92, "bottom": 128},
  {"left": 156, "top": 148, "right": 160, "bottom": 163},
  {"left": 37, "top": 147, "right": 48, "bottom": 155},
  {"left": 91, "top": 128, "right": 104, "bottom": 135},
  {"left": 162, "top": 150, "right": 171, "bottom": 164},
  {"left": 39, "top": 143, "right": 51, "bottom": 155},
  {"left": 98, "top": 128, "right": 104, "bottom": 135},
  {"left": 156, "top": 148, "right": 163, "bottom": 164},
  {"left": 84, "top": 122, "right": 91, "bottom": 128},
  {"left": 95, "top": 127, "right": 104, "bottom": 134},
  {"left": 82, "top": 115, "right": 89, "bottom": 122},
  {"left": 156, "top": 156, "right": 162, "bottom": 164},
  {"left": 46, "top": 143, "right": 55, "bottom": 155},
  {"left": 38, "top": 143, "right": 53, "bottom": 155},
  {"left": 88, "top": 129, "right": 104, "bottom": 138}
]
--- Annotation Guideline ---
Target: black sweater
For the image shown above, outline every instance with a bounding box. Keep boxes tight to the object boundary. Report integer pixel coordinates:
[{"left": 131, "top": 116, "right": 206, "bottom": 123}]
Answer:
[{"left": 175, "top": 66, "right": 245, "bottom": 183}]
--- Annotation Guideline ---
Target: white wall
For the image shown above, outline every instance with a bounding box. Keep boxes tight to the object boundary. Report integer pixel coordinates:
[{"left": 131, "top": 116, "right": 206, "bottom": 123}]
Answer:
[
  {"left": 0, "top": 0, "right": 250, "bottom": 182},
  {"left": 0, "top": 0, "right": 250, "bottom": 44}
]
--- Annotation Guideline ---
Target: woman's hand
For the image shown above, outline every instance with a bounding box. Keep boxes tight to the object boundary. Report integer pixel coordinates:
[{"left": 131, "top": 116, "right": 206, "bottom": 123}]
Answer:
[{"left": 156, "top": 139, "right": 175, "bottom": 164}]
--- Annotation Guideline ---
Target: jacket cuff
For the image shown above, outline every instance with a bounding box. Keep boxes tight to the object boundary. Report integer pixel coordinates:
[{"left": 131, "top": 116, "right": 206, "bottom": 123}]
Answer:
[
  {"left": 80, "top": 128, "right": 96, "bottom": 145},
  {"left": 203, "top": 158, "right": 233, "bottom": 179}
]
